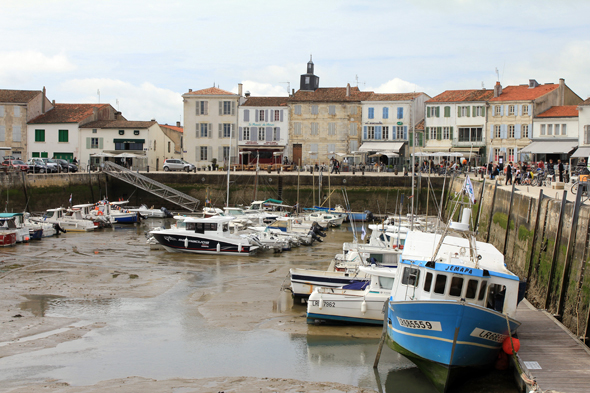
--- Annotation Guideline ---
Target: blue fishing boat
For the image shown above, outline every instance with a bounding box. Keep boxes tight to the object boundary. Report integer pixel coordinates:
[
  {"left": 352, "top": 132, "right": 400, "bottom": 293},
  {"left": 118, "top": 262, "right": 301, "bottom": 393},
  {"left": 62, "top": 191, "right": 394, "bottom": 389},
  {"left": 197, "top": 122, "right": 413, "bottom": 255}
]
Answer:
[{"left": 383, "top": 203, "right": 523, "bottom": 392}]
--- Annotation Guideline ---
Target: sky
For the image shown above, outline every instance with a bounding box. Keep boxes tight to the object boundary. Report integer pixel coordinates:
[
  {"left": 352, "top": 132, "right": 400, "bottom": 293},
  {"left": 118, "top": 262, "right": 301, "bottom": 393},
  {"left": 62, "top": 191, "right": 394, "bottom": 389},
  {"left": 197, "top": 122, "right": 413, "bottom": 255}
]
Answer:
[{"left": 1, "top": 0, "right": 589, "bottom": 125}]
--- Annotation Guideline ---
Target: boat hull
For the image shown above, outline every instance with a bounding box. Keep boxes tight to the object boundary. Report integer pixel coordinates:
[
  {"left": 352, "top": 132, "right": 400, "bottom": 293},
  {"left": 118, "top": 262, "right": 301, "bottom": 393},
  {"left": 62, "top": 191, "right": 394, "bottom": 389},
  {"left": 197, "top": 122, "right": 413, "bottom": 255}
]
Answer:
[
  {"left": 307, "top": 292, "right": 387, "bottom": 325},
  {"left": 290, "top": 269, "right": 368, "bottom": 298},
  {"left": 29, "top": 228, "right": 43, "bottom": 240},
  {"left": 112, "top": 213, "right": 139, "bottom": 223},
  {"left": 151, "top": 233, "right": 258, "bottom": 256},
  {"left": 386, "top": 300, "right": 520, "bottom": 392},
  {"left": 0, "top": 232, "right": 17, "bottom": 247}
]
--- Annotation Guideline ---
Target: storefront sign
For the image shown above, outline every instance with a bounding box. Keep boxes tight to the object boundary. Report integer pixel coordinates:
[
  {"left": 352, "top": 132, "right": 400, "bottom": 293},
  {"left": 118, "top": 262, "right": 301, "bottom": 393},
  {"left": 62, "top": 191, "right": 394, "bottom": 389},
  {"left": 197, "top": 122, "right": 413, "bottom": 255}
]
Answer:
[{"left": 248, "top": 122, "right": 275, "bottom": 127}]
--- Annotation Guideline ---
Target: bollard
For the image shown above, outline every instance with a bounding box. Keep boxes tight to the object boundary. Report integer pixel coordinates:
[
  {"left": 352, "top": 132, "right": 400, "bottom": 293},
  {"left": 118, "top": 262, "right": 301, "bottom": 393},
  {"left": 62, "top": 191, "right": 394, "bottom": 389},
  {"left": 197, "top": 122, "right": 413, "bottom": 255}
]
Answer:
[
  {"left": 147, "top": 165, "right": 149, "bottom": 173},
  {"left": 194, "top": 167, "right": 196, "bottom": 173}
]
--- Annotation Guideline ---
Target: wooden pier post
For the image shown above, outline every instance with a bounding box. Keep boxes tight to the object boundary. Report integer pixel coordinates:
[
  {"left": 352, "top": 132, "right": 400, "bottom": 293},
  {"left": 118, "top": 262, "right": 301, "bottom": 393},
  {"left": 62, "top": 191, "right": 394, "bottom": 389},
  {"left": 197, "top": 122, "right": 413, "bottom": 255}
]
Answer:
[
  {"left": 485, "top": 180, "right": 498, "bottom": 244},
  {"left": 503, "top": 181, "right": 516, "bottom": 255},
  {"left": 526, "top": 189, "right": 544, "bottom": 286},
  {"left": 545, "top": 190, "right": 568, "bottom": 311}
]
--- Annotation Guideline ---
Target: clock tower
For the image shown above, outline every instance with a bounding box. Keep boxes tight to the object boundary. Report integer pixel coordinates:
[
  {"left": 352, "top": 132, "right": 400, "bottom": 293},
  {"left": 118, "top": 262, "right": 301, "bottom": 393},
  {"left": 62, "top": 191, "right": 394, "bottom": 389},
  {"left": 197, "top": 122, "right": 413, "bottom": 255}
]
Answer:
[{"left": 299, "top": 55, "right": 319, "bottom": 91}]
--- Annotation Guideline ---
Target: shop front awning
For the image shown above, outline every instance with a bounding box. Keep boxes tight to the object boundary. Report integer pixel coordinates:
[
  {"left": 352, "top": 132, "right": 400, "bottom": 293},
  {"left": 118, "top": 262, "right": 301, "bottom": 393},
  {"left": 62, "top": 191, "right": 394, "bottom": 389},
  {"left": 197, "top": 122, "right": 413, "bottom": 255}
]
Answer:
[
  {"left": 520, "top": 140, "right": 578, "bottom": 154},
  {"left": 450, "top": 147, "right": 483, "bottom": 153},
  {"left": 240, "top": 146, "right": 284, "bottom": 150},
  {"left": 358, "top": 142, "right": 404, "bottom": 153},
  {"left": 113, "top": 138, "right": 145, "bottom": 144},
  {"left": 572, "top": 147, "right": 590, "bottom": 158}
]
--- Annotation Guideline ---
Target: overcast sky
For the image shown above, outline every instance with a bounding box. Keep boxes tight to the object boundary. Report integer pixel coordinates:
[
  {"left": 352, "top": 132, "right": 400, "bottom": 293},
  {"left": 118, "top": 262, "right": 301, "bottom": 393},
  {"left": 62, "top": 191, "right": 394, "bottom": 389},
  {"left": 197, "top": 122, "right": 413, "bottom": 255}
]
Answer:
[{"left": 2, "top": 0, "right": 589, "bottom": 125}]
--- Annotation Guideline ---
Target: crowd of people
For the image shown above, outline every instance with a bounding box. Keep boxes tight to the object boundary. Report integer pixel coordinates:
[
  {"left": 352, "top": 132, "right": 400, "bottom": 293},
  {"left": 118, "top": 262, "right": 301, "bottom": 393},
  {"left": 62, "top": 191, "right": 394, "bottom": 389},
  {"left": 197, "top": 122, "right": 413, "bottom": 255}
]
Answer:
[{"left": 486, "top": 158, "right": 587, "bottom": 185}]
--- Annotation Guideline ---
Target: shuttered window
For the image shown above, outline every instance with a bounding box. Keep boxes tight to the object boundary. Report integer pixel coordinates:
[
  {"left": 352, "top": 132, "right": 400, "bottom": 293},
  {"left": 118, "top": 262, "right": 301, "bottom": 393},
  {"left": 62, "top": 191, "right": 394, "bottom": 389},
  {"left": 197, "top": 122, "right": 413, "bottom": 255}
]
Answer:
[
  {"left": 328, "top": 123, "right": 336, "bottom": 135},
  {"left": 0, "top": 125, "right": 4, "bottom": 141},
  {"left": 349, "top": 123, "right": 357, "bottom": 136},
  {"left": 383, "top": 107, "right": 389, "bottom": 119},
  {"left": 444, "top": 106, "right": 450, "bottom": 117},
  {"left": 328, "top": 105, "right": 336, "bottom": 115},
  {"left": 311, "top": 105, "right": 319, "bottom": 115},
  {"left": 12, "top": 125, "right": 21, "bottom": 142},
  {"left": 368, "top": 107, "right": 374, "bottom": 119},
  {"left": 311, "top": 122, "right": 319, "bottom": 135},
  {"left": 294, "top": 105, "right": 302, "bottom": 115},
  {"left": 294, "top": 123, "right": 302, "bottom": 135},
  {"left": 35, "top": 129, "right": 45, "bottom": 142},
  {"left": 58, "top": 129, "right": 68, "bottom": 142}
]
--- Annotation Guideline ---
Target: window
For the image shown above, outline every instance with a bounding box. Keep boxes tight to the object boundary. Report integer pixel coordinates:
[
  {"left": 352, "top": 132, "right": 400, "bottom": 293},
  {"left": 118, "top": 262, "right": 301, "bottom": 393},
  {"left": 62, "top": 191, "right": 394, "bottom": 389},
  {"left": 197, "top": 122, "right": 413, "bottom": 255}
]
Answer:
[
  {"left": 196, "top": 101, "right": 208, "bottom": 115},
  {"left": 311, "top": 123, "right": 319, "bottom": 135},
  {"left": 349, "top": 106, "right": 357, "bottom": 115},
  {"left": 200, "top": 123, "right": 208, "bottom": 138},
  {"left": 92, "top": 128, "right": 97, "bottom": 134},
  {"left": 12, "top": 125, "right": 21, "bottom": 142},
  {"left": 294, "top": 123, "right": 302, "bottom": 135},
  {"left": 367, "top": 126, "right": 375, "bottom": 139},
  {"left": 508, "top": 105, "right": 515, "bottom": 115},
  {"left": 429, "top": 127, "right": 437, "bottom": 140},
  {"left": 382, "top": 126, "right": 389, "bottom": 140},
  {"left": 383, "top": 107, "right": 389, "bottom": 119},
  {"left": 434, "top": 274, "right": 447, "bottom": 294},
  {"left": 547, "top": 124, "right": 553, "bottom": 135},
  {"left": 311, "top": 105, "right": 319, "bottom": 115},
  {"left": 258, "top": 127, "right": 265, "bottom": 140},
  {"left": 427, "top": 106, "right": 439, "bottom": 117},
  {"left": 0, "top": 125, "right": 4, "bottom": 142},
  {"left": 397, "top": 107, "right": 404, "bottom": 119},
  {"left": 449, "top": 277, "right": 464, "bottom": 297},
  {"left": 115, "top": 141, "right": 143, "bottom": 151},
  {"left": 508, "top": 125, "right": 515, "bottom": 138},
  {"left": 328, "top": 123, "right": 336, "bottom": 135},
  {"left": 327, "top": 143, "right": 335, "bottom": 156},
  {"left": 35, "top": 129, "right": 45, "bottom": 142},
  {"left": 444, "top": 106, "right": 450, "bottom": 117},
  {"left": 443, "top": 126, "right": 450, "bottom": 140},
  {"left": 378, "top": 276, "right": 395, "bottom": 290},
  {"left": 554, "top": 124, "right": 560, "bottom": 136},
  {"left": 478, "top": 281, "right": 488, "bottom": 301},
  {"left": 508, "top": 148, "right": 515, "bottom": 162},
  {"left": 368, "top": 107, "right": 374, "bottom": 119},
  {"left": 259, "top": 110, "right": 265, "bottom": 121},
  {"left": 522, "top": 124, "right": 529, "bottom": 138},
  {"left": 494, "top": 125, "right": 501, "bottom": 139},
  {"left": 222, "top": 101, "right": 232, "bottom": 115},
  {"left": 243, "top": 127, "right": 250, "bottom": 140},
  {"left": 57, "top": 129, "right": 68, "bottom": 142},
  {"left": 458, "top": 127, "right": 483, "bottom": 142},
  {"left": 349, "top": 123, "right": 357, "bottom": 136},
  {"left": 223, "top": 123, "right": 231, "bottom": 138},
  {"left": 396, "top": 126, "right": 404, "bottom": 139},
  {"left": 350, "top": 140, "right": 358, "bottom": 152},
  {"left": 401, "top": 267, "right": 420, "bottom": 287},
  {"left": 274, "top": 110, "right": 280, "bottom": 121},
  {"left": 200, "top": 146, "right": 208, "bottom": 161},
  {"left": 13, "top": 106, "right": 21, "bottom": 117},
  {"left": 466, "top": 279, "right": 478, "bottom": 299},
  {"left": 168, "top": 141, "right": 171, "bottom": 153},
  {"left": 476, "top": 106, "right": 485, "bottom": 116},
  {"left": 585, "top": 125, "right": 590, "bottom": 144},
  {"left": 273, "top": 127, "right": 279, "bottom": 141},
  {"left": 294, "top": 105, "right": 302, "bottom": 115},
  {"left": 562, "top": 124, "right": 567, "bottom": 135},
  {"left": 134, "top": 130, "right": 140, "bottom": 135},
  {"left": 522, "top": 105, "right": 529, "bottom": 115},
  {"left": 305, "top": 76, "right": 310, "bottom": 84},
  {"left": 328, "top": 105, "right": 336, "bottom": 115},
  {"left": 458, "top": 106, "right": 470, "bottom": 117},
  {"left": 423, "top": 272, "right": 433, "bottom": 292},
  {"left": 495, "top": 105, "right": 501, "bottom": 116},
  {"left": 493, "top": 148, "right": 501, "bottom": 162},
  {"left": 223, "top": 146, "right": 230, "bottom": 160},
  {"left": 91, "top": 137, "right": 99, "bottom": 148},
  {"left": 540, "top": 124, "right": 546, "bottom": 135}
]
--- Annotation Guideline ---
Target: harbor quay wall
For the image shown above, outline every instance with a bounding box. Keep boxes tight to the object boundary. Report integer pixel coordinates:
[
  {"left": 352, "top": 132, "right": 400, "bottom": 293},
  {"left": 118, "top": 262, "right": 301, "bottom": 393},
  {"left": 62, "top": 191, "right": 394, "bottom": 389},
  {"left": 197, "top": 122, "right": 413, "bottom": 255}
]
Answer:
[
  {"left": 0, "top": 171, "right": 445, "bottom": 215},
  {"left": 448, "top": 178, "right": 590, "bottom": 343}
]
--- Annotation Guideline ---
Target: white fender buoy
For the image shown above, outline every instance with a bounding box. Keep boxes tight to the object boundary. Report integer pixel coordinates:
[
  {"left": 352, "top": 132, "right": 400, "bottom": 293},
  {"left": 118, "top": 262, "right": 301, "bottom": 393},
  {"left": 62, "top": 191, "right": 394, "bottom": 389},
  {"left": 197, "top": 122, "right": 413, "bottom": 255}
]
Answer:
[
  {"left": 319, "top": 296, "right": 324, "bottom": 310},
  {"left": 184, "top": 238, "right": 188, "bottom": 248},
  {"left": 361, "top": 299, "right": 367, "bottom": 314},
  {"left": 217, "top": 243, "right": 221, "bottom": 253}
]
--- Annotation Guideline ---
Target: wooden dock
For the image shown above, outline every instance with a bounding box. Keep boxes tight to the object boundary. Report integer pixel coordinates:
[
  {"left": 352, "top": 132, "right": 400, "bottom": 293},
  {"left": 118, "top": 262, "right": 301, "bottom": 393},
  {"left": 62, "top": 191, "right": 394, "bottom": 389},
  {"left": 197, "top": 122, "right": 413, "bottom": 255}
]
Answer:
[{"left": 515, "top": 299, "right": 590, "bottom": 392}]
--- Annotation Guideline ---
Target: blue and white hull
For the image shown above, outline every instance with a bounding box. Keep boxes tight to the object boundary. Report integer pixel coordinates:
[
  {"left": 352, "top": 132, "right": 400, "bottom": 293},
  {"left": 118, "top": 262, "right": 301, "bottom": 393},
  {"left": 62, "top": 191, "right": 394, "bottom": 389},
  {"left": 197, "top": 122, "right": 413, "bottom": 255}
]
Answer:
[
  {"left": 111, "top": 212, "right": 139, "bottom": 223},
  {"left": 386, "top": 300, "right": 520, "bottom": 392}
]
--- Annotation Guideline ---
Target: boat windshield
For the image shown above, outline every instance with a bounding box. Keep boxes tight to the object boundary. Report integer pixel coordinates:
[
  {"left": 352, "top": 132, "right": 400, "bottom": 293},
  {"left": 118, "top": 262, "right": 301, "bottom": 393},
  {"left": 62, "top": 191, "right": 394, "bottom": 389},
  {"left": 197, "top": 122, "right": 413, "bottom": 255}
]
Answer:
[
  {"left": 378, "top": 276, "right": 395, "bottom": 289},
  {"left": 45, "top": 211, "right": 55, "bottom": 218},
  {"left": 223, "top": 223, "right": 229, "bottom": 232},
  {"left": 177, "top": 221, "right": 186, "bottom": 229}
]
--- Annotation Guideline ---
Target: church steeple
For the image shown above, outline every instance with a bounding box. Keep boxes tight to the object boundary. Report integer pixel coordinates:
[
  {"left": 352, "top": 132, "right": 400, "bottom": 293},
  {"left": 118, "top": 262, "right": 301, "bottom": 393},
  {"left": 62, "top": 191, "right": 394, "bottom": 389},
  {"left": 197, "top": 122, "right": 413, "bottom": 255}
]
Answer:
[{"left": 300, "top": 55, "right": 319, "bottom": 91}]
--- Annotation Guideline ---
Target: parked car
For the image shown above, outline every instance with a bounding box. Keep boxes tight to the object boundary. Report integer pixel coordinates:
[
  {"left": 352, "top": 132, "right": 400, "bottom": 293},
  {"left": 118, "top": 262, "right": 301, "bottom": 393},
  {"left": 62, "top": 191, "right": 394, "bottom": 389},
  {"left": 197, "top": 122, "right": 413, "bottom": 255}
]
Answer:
[
  {"left": 1, "top": 159, "right": 29, "bottom": 171},
  {"left": 41, "top": 158, "right": 61, "bottom": 173},
  {"left": 27, "top": 159, "right": 49, "bottom": 173},
  {"left": 163, "top": 159, "right": 196, "bottom": 172},
  {"left": 55, "top": 159, "right": 78, "bottom": 173}
]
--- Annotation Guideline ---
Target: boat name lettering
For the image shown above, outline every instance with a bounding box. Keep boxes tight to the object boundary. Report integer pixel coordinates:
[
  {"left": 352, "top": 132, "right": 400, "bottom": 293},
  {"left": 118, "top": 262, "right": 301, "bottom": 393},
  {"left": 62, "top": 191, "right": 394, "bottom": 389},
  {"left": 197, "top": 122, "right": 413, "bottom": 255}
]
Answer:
[
  {"left": 444, "top": 265, "right": 473, "bottom": 274},
  {"left": 470, "top": 328, "right": 508, "bottom": 343},
  {"left": 396, "top": 317, "right": 442, "bottom": 331},
  {"left": 163, "top": 236, "right": 209, "bottom": 245},
  {"left": 310, "top": 300, "right": 335, "bottom": 307}
]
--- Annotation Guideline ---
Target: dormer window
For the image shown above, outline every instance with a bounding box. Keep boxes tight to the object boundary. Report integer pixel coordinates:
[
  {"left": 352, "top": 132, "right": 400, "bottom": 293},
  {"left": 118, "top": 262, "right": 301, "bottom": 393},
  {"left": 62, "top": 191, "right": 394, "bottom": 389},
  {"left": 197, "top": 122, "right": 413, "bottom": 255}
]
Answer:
[
  {"left": 134, "top": 130, "right": 140, "bottom": 135},
  {"left": 119, "top": 130, "right": 124, "bottom": 135}
]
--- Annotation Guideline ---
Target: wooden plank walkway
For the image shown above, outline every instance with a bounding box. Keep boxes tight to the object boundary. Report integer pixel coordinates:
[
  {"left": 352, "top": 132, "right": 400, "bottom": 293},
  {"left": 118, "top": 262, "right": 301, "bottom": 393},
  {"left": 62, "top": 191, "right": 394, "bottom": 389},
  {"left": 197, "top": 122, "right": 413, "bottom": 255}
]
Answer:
[{"left": 515, "top": 299, "right": 590, "bottom": 392}]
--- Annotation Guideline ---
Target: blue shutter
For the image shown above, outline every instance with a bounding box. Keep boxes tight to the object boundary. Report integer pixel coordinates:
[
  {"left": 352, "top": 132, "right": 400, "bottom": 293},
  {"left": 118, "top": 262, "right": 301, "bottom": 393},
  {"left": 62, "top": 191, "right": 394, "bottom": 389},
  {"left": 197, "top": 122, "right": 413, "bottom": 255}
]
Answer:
[
  {"left": 252, "top": 127, "right": 258, "bottom": 142},
  {"left": 266, "top": 127, "right": 272, "bottom": 141},
  {"left": 403, "top": 126, "right": 408, "bottom": 140},
  {"left": 265, "top": 110, "right": 269, "bottom": 123},
  {"left": 500, "top": 106, "right": 504, "bottom": 116},
  {"left": 239, "top": 127, "right": 243, "bottom": 141},
  {"left": 276, "top": 128, "right": 281, "bottom": 140},
  {"left": 244, "top": 110, "right": 249, "bottom": 122},
  {"left": 397, "top": 107, "right": 403, "bottom": 119},
  {"left": 517, "top": 105, "right": 522, "bottom": 117},
  {"left": 368, "top": 108, "right": 374, "bottom": 119},
  {"left": 383, "top": 107, "right": 388, "bottom": 119},
  {"left": 501, "top": 124, "right": 507, "bottom": 139},
  {"left": 528, "top": 104, "right": 532, "bottom": 116},
  {"left": 515, "top": 124, "right": 521, "bottom": 139},
  {"left": 363, "top": 126, "right": 368, "bottom": 140},
  {"left": 280, "top": 110, "right": 283, "bottom": 122},
  {"left": 376, "top": 126, "right": 382, "bottom": 140},
  {"left": 255, "top": 110, "right": 259, "bottom": 122}
]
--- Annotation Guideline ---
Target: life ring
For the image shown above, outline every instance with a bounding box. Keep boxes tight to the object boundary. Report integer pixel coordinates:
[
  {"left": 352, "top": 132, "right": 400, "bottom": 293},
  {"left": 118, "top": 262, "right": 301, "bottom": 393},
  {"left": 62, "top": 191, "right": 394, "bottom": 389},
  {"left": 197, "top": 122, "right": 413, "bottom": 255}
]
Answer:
[{"left": 97, "top": 211, "right": 103, "bottom": 216}]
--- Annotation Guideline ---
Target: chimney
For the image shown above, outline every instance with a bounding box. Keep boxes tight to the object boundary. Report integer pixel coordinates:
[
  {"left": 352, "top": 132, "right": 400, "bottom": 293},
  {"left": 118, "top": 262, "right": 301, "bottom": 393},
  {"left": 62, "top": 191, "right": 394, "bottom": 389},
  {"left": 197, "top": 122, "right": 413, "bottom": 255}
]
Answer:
[
  {"left": 93, "top": 107, "right": 98, "bottom": 119},
  {"left": 51, "top": 99, "right": 55, "bottom": 109},
  {"left": 42, "top": 86, "right": 46, "bottom": 113},
  {"left": 189, "top": 89, "right": 192, "bottom": 93},
  {"left": 292, "top": 88, "right": 295, "bottom": 96},
  {"left": 346, "top": 83, "right": 351, "bottom": 97},
  {"left": 559, "top": 78, "right": 565, "bottom": 106},
  {"left": 176, "top": 121, "right": 181, "bottom": 127},
  {"left": 493, "top": 81, "right": 502, "bottom": 98},
  {"left": 115, "top": 111, "right": 123, "bottom": 120},
  {"left": 238, "top": 83, "right": 243, "bottom": 97}
]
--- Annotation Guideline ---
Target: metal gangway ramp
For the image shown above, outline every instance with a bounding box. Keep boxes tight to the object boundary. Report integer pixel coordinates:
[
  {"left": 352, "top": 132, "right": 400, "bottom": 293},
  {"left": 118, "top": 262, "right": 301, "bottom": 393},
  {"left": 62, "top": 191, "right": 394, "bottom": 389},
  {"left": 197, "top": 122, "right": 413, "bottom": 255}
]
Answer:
[{"left": 102, "top": 161, "right": 200, "bottom": 212}]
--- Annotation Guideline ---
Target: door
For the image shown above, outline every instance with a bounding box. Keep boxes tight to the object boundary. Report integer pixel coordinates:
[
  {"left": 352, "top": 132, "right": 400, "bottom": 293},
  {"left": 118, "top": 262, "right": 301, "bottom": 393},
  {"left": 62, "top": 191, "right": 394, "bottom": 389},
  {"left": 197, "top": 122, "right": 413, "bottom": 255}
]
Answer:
[{"left": 293, "top": 144, "right": 302, "bottom": 166}]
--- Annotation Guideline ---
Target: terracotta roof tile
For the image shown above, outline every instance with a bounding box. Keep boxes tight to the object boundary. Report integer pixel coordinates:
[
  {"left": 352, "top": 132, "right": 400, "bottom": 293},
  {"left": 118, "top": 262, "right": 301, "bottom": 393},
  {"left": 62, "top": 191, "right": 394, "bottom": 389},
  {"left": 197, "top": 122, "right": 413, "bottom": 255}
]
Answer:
[
  {"left": 29, "top": 103, "right": 110, "bottom": 124},
  {"left": 364, "top": 92, "right": 424, "bottom": 101},
  {"left": 289, "top": 86, "right": 370, "bottom": 103},
  {"left": 159, "top": 124, "right": 184, "bottom": 133},
  {"left": 185, "top": 87, "right": 236, "bottom": 96},
  {"left": 0, "top": 89, "right": 42, "bottom": 103},
  {"left": 242, "top": 96, "right": 289, "bottom": 107},
  {"left": 80, "top": 119, "right": 156, "bottom": 129},
  {"left": 536, "top": 105, "right": 578, "bottom": 118},
  {"left": 426, "top": 89, "right": 494, "bottom": 103},
  {"left": 489, "top": 84, "right": 559, "bottom": 102},
  {"left": 415, "top": 119, "right": 425, "bottom": 131}
]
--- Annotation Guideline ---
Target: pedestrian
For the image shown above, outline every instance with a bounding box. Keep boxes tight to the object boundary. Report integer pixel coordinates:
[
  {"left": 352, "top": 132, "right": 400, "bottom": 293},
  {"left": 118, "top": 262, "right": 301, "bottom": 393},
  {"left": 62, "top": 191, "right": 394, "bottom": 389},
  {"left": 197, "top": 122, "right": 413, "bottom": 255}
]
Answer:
[
  {"left": 487, "top": 161, "right": 493, "bottom": 176},
  {"left": 505, "top": 162, "right": 513, "bottom": 185},
  {"left": 558, "top": 159, "right": 564, "bottom": 182}
]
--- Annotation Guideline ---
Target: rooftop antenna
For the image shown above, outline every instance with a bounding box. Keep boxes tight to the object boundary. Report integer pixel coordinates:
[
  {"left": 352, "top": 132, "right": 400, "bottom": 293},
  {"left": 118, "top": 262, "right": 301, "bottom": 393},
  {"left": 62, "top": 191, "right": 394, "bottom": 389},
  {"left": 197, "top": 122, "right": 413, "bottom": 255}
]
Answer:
[
  {"left": 495, "top": 67, "right": 500, "bottom": 82},
  {"left": 97, "top": 89, "right": 100, "bottom": 103}
]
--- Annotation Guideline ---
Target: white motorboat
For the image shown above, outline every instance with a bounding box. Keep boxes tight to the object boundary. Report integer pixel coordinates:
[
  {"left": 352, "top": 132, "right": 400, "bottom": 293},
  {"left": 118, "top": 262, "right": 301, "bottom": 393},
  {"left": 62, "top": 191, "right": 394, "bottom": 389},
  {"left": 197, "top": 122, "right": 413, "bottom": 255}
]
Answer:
[
  {"left": 0, "top": 214, "right": 30, "bottom": 242},
  {"left": 150, "top": 216, "right": 261, "bottom": 255},
  {"left": 307, "top": 265, "right": 397, "bottom": 325},
  {"left": 72, "top": 204, "right": 111, "bottom": 228},
  {"left": 32, "top": 208, "right": 95, "bottom": 232},
  {"left": 128, "top": 204, "right": 171, "bottom": 218},
  {"left": 303, "top": 212, "right": 345, "bottom": 227}
]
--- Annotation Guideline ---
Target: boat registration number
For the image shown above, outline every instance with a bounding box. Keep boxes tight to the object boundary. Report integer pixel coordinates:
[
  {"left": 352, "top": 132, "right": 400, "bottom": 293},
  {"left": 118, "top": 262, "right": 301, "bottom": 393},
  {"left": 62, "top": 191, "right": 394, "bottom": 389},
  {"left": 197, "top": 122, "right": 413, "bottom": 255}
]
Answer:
[
  {"left": 310, "top": 300, "right": 335, "bottom": 307},
  {"left": 396, "top": 317, "right": 442, "bottom": 331}
]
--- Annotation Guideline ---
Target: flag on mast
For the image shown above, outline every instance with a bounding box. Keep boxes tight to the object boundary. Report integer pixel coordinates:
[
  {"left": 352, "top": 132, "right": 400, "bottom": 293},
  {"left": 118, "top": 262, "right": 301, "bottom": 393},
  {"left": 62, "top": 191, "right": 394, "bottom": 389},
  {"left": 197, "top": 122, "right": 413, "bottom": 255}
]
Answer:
[{"left": 463, "top": 175, "right": 475, "bottom": 204}]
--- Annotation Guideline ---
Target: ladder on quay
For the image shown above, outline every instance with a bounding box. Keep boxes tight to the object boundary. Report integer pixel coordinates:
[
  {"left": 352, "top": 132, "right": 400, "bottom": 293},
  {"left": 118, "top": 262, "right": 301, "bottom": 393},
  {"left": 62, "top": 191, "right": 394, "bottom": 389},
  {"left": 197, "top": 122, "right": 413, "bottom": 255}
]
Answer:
[{"left": 101, "top": 161, "right": 200, "bottom": 212}]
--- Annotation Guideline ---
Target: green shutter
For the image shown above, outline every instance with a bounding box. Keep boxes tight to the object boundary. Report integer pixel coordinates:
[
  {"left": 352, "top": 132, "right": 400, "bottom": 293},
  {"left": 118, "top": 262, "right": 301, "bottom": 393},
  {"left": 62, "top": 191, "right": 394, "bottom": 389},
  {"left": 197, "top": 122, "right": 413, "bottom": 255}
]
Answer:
[
  {"left": 450, "top": 127, "right": 453, "bottom": 140},
  {"left": 32, "top": 152, "right": 39, "bottom": 158},
  {"left": 86, "top": 137, "right": 91, "bottom": 149},
  {"left": 472, "top": 106, "right": 476, "bottom": 117},
  {"left": 466, "top": 106, "right": 470, "bottom": 117},
  {"left": 437, "top": 127, "right": 441, "bottom": 140},
  {"left": 425, "top": 127, "right": 429, "bottom": 140},
  {"left": 41, "top": 152, "right": 48, "bottom": 158},
  {"left": 457, "top": 107, "right": 461, "bottom": 117},
  {"left": 427, "top": 107, "right": 430, "bottom": 117},
  {"left": 409, "top": 132, "right": 413, "bottom": 147},
  {"left": 436, "top": 107, "right": 440, "bottom": 117},
  {"left": 99, "top": 138, "right": 103, "bottom": 149},
  {"left": 444, "top": 106, "right": 450, "bottom": 117}
]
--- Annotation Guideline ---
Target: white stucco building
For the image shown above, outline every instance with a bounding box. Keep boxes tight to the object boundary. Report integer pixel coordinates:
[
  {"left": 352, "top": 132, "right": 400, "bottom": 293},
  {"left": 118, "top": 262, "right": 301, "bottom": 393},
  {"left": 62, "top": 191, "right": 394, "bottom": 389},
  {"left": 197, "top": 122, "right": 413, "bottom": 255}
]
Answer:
[{"left": 574, "top": 98, "right": 590, "bottom": 161}]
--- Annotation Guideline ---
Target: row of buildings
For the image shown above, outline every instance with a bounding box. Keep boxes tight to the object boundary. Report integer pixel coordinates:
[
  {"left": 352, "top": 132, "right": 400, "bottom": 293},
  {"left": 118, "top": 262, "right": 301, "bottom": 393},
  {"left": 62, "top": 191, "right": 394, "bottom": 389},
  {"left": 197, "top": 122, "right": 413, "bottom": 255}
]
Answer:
[{"left": 1, "top": 58, "right": 590, "bottom": 170}]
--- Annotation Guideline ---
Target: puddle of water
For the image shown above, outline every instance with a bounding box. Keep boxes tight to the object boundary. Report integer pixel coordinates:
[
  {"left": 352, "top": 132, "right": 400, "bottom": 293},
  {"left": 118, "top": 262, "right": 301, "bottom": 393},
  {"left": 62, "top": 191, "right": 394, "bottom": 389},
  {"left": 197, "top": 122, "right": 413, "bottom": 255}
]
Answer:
[{"left": 20, "top": 294, "right": 65, "bottom": 317}]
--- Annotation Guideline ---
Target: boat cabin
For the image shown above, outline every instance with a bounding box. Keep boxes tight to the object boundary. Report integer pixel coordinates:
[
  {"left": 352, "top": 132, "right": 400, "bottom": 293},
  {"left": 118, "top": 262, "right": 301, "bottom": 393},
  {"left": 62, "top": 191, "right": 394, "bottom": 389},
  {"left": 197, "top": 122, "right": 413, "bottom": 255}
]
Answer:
[
  {"left": 0, "top": 216, "right": 18, "bottom": 230},
  {"left": 0, "top": 213, "right": 24, "bottom": 226},
  {"left": 179, "top": 216, "right": 231, "bottom": 234},
  {"left": 44, "top": 208, "right": 65, "bottom": 220}
]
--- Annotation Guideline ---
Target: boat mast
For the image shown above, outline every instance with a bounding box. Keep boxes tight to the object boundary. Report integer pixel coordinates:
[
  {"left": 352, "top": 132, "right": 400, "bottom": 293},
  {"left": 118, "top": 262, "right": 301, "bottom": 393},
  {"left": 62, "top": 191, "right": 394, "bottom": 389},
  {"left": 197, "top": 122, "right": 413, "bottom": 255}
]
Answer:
[{"left": 411, "top": 98, "right": 415, "bottom": 230}]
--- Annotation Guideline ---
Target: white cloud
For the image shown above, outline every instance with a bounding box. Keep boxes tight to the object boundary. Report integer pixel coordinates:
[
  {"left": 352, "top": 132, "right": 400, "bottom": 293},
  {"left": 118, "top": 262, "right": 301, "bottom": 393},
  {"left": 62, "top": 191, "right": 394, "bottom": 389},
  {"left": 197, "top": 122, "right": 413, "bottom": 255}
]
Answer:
[
  {"left": 59, "top": 78, "right": 183, "bottom": 124},
  {"left": 371, "top": 78, "right": 424, "bottom": 94},
  {"left": 0, "top": 51, "right": 75, "bottom": 83},
  {"left": 231, "top": 80, "right": 289, "bottom": 97}
]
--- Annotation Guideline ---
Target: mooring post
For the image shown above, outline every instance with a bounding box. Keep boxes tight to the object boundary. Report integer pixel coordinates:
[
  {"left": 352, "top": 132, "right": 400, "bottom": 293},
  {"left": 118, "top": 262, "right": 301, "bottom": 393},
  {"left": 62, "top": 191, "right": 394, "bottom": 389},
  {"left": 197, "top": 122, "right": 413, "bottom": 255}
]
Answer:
[
  {"left": 485, "top": 180, "right": 498, "bottom": 244},
  {"left": 556, "top": 189, "right": 583, "bottom": 317},
  {"left": 503, "top": 181, "right": 516, "bottom": 256},
  {"left": 373, "top": 301, "right": 388, "bottom": 368},
  {"left": 526, "top": 189, "right": 544, "bottom": 287},
  {"left": 545, "top": 190, "right": 568, "bottom": 311}
]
